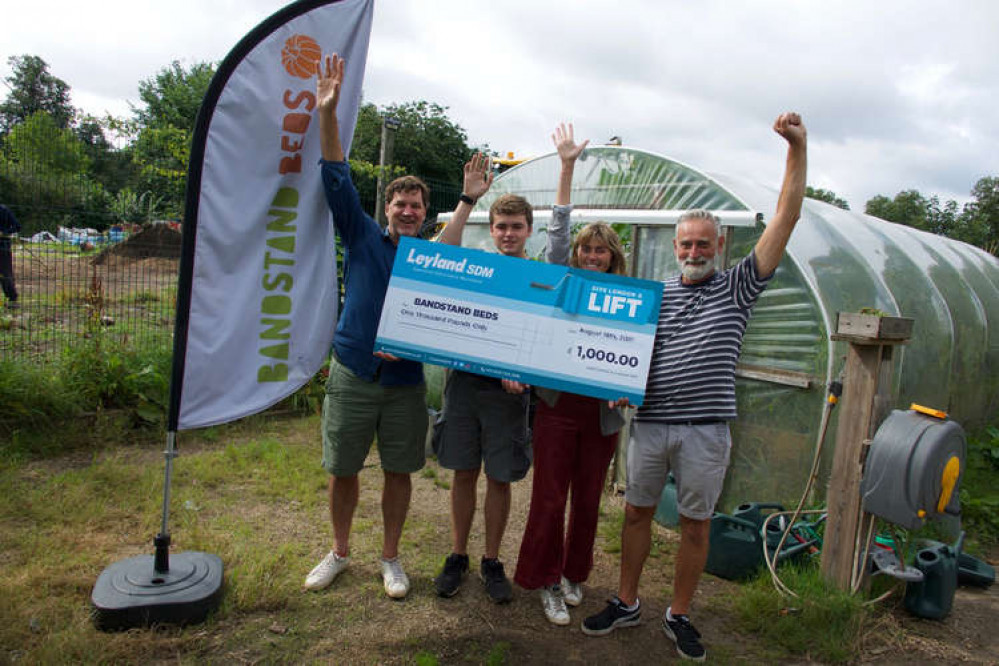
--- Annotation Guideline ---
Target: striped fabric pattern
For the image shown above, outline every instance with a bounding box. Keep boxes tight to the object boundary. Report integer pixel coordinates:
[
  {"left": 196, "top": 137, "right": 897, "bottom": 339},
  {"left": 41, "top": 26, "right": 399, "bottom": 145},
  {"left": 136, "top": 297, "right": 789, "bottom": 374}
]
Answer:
[{"left": 636, "top": 252, "right": 771, "bottom": 423}]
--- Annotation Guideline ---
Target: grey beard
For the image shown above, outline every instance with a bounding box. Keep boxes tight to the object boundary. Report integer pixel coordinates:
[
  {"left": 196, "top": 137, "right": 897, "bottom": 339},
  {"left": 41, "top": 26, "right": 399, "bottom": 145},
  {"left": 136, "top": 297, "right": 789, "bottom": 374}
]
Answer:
[{"left": 680, "top": 259, "right": 715, "bottom": 282}]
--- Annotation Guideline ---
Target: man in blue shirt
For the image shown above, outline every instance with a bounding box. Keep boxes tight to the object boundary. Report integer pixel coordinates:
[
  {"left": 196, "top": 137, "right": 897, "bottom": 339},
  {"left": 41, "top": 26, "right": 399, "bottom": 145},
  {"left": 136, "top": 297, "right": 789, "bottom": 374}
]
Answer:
[{"left": 303, "top": 54, "right": 491, "bottom": 599}]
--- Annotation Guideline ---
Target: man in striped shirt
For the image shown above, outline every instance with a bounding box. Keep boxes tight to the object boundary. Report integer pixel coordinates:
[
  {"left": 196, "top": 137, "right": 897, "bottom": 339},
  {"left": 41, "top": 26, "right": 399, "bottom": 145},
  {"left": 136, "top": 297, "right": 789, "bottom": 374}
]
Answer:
[{"left": 583, "top": 112, "right": 807, "bottom": 662}]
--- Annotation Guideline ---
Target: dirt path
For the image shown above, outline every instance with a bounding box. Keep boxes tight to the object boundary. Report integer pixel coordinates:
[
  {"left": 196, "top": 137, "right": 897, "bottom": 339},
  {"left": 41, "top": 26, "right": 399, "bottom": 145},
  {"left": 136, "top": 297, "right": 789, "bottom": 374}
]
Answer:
[
  {"left": 280, "top": 427, "right": 999, "bottom": 665},
  {"left": 13, "top": 417, "right": 997, "bottom": 665}
]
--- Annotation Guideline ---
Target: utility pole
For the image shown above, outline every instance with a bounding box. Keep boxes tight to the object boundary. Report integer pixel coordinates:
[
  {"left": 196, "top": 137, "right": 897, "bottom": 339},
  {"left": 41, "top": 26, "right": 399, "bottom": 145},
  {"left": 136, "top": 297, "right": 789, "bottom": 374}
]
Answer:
[{"left": 375, "top": 116, "right": 401, "bottom": 226}]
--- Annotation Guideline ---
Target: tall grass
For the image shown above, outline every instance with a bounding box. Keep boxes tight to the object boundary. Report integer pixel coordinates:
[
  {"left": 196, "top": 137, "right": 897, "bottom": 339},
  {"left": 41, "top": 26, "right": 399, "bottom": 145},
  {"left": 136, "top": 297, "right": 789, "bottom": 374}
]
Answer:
[{"left": 734, "top": 564, "right": 870, "bottom": 663}]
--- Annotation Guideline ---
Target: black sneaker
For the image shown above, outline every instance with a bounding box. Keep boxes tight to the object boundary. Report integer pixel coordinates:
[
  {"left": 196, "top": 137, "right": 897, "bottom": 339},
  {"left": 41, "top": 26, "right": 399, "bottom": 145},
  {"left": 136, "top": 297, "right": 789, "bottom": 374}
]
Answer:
[
  {"left": 479, "top": 557, "right": 513, "bottom": 603},
  {"left": 662, "top": 612, "right": 706, "bottom": 661},
  {"left": 434, "top": 553, "right": 469, "bottom": 598},
  {"left": 581, "top": 597, "right": 641, "bottom": 636}
]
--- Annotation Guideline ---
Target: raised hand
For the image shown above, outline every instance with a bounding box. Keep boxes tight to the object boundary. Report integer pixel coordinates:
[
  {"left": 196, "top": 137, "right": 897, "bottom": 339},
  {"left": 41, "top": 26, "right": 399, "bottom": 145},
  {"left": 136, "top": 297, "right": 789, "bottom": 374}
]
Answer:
[
  {"left": 462, "top": 152, "right": 494, "bottom": 202},
  {"left": 552, "top": 122, "right": 589, "bottom": 164},
  {"left": 773, "top": 112, "right": 806, "bottom": 147},
  {"left": 317, "top": 53, "right": 345, "bottom": 114}
]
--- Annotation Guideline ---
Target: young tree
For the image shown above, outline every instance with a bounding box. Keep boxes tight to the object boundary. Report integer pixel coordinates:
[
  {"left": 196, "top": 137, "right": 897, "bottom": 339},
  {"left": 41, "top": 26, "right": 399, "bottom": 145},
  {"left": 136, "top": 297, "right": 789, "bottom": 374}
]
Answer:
[{"left": 0, "top": 55, "right": 75, "bottom": 134}]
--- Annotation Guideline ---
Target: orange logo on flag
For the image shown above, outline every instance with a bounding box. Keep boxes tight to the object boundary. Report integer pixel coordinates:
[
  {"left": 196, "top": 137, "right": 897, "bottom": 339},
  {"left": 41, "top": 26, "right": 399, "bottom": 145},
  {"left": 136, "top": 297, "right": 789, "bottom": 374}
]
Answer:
[{"left": 281, "top": 35, "right": 321, "bottom": 79}]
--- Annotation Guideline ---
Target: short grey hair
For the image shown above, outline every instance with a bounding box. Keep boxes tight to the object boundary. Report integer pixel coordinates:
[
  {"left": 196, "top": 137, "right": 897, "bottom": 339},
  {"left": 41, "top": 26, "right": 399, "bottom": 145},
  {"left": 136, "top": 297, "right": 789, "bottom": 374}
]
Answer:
[{"left": 675, "top": 209, "right": 721, "bottom": 238}]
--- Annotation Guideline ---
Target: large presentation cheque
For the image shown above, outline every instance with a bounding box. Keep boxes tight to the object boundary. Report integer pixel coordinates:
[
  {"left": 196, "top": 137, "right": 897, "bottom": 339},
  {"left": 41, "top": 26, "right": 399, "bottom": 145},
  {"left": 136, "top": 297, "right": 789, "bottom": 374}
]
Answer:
[{"left": 376, "top": 238, "right": 663, "bottom": 405}]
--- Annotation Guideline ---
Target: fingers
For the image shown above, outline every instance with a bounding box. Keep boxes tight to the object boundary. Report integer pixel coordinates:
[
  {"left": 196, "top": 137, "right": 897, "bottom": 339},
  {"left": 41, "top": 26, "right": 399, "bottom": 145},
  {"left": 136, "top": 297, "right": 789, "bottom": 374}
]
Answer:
[
  {"left": 501, "top": 379, "right": 527, "bottom": 394},
  {"left": 318, "top": 53, "right": 345, "bottom": 80},
  {"left": 773, "top": 111, "right": 803, "bottom": 133}
]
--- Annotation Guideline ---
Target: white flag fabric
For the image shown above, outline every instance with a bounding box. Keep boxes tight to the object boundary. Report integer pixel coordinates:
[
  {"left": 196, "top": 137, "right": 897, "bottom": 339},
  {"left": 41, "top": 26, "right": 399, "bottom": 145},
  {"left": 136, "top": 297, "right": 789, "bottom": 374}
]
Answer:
[{"left": 174, "top": 0, "right": 373, "bottom": 430}]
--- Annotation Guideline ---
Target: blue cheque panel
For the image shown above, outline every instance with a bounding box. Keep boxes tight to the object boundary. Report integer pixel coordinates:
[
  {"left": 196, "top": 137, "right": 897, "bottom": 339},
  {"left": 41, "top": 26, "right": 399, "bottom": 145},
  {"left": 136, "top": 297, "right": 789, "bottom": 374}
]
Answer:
[{"left": 375, "top": 237, "right": 663, "bottom": 405}]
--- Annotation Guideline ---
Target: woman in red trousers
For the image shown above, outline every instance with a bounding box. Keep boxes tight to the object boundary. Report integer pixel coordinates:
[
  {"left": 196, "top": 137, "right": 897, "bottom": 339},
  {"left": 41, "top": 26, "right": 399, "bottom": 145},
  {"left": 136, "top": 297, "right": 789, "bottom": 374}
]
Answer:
[{"left": 514, "top": 123, "right": 629, "bottom": 626}]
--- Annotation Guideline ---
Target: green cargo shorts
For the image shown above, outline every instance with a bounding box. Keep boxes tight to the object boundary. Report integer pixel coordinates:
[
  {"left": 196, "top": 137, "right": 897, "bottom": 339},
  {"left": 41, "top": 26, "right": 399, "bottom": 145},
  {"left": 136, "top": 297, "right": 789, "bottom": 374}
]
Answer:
[{"left": 321, "top": 355, "right": 428, "bottom": 477}]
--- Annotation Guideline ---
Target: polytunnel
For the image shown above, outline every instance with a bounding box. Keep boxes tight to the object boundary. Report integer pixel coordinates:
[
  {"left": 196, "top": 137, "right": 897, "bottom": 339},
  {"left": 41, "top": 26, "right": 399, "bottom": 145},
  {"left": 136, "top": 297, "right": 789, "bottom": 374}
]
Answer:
[{"left": 436, "top": 145, "right": 999, "bottom": 509}]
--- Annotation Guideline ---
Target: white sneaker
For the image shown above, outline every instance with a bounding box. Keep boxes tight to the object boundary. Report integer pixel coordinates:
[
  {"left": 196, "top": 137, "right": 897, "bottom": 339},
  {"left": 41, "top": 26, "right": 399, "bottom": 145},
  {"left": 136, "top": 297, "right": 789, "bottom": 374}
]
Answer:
[
  {"left": 561, "top": 576, "right": 582, "bottom": 607},
  {"left": 381, "top": 557, "right": 410, "bottom": 599},
  {"left": 304, "top": 551, "right": 349, "bottom": 590},
  {"left": 541, "top": 584, "right": 570, "bottom": 625}
]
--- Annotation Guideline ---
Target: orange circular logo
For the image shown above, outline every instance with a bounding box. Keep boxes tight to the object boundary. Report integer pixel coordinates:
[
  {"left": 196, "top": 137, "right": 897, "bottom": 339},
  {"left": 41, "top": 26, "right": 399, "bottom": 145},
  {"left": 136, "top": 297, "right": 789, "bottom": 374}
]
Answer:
[{"left": 281, "top": 35, "right": 321, "bottom": 79}]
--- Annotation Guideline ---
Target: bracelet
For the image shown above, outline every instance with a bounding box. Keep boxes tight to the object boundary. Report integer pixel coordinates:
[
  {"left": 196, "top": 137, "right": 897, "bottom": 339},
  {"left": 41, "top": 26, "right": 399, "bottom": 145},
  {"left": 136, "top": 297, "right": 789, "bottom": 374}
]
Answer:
[{"left": 459, "top": 193, "right": 476, "bottom": 206}]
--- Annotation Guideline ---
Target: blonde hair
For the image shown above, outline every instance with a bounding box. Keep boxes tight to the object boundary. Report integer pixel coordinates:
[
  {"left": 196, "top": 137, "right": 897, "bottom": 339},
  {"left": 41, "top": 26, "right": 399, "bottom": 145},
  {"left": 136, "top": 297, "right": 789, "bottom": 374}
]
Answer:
[{"left": 570, "top": 222, "right": 627, "bottom": 275}]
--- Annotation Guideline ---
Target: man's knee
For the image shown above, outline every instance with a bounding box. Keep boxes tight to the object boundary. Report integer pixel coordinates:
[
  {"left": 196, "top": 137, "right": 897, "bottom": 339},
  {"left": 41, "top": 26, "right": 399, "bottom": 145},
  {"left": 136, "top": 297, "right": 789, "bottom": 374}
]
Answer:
[
  {"left": 679, "top": 515, "right": 712, "bottom": 548},
  {"left": 624, "top": 502, "right": 656, "bottom": 528}
]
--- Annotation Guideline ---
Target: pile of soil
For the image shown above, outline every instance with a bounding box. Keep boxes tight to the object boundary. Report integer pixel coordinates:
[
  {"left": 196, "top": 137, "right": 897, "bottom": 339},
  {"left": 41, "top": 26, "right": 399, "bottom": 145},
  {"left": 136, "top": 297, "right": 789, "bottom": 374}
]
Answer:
[{"left": 94, "top": 224, "right": 181, "bottom": 264}]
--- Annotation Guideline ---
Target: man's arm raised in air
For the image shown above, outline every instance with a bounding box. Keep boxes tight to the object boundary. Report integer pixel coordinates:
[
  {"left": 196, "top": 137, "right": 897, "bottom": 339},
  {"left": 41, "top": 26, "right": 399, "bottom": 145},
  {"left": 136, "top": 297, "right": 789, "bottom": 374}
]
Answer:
[
  {"left": 753, "top": 112, "right": 807, "bottom": 278},
  {"left": 317, "top": 54, "right": 345, "bottom": 162},
  {"left": 437, "top": 153, "right": 493, "bottom": 246}
]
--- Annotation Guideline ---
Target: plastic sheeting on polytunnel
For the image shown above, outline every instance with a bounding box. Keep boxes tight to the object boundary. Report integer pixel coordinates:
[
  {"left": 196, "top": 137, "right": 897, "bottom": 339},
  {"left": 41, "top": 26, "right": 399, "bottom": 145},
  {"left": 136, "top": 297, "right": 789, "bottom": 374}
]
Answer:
[{"left": 439, "top": 145, "right": 999, "bottom": 510}]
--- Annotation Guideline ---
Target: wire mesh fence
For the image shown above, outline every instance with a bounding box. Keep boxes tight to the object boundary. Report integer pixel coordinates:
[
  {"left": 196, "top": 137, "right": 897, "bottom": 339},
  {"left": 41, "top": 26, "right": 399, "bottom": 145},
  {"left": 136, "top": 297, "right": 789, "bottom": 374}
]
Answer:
[
  {"left": 1, "top": 111, "right": 463, "bottom": 365},
  {"left": 0, "top": 227, "right": 179, "bottom": 363}
]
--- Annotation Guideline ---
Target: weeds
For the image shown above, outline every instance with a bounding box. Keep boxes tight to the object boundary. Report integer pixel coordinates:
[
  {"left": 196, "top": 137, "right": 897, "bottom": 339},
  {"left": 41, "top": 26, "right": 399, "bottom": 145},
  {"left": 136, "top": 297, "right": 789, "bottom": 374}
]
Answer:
[{"left": 735, "top": 564, "right": 869, "bottom": 663}]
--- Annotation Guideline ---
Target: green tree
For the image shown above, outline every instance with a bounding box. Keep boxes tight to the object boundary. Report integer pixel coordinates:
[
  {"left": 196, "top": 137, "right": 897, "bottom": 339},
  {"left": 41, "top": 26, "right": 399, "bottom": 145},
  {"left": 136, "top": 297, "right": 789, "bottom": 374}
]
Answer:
[
  {"left": 132, "top": 60, "right": 216, "bottom": 131},
  {"left": 961, "top": 176, "right": 999, "bottom": 253},
  {"left": 351, "top": 100, "right": 474, "bottom": 184},
  {"left": 0, "top": 55, "right": 74, "bottom": 134},
  {"left": 128, "top": 60, "right": 216, "bottom": 217},
  {"left": 805, "top": 186, "right": 850, "bottom": 210},
  {"left": 74, "top": 113, "right": 136, "bottom": 196},
  {"left": 349, "top": 102, "right": 383, "bottom": 164},
  {"left": 865, "top": 189, "right": 930, "bottom": 230},
  {"left": 1, "top": 111, "right": 108, "bottom": 231}
]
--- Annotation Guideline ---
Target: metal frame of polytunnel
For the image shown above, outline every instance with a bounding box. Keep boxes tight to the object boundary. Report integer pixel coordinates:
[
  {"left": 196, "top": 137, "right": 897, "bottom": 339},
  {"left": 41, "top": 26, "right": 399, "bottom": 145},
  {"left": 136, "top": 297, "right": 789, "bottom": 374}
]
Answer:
[{"left": 432, "top": 145, "right": 999, "bottom": 508}]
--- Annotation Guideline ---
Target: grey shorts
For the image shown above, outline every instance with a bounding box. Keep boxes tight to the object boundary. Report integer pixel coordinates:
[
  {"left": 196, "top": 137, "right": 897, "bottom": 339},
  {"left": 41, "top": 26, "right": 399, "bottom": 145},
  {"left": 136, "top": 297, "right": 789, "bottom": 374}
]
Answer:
[
  {"left": 321, "top": 355, "right": 428, "bottom": 477},
  {"left": 435, "top": 371, "right": 532, "bottom": 483},
  {"left": 625, "top": 420, "right": 732, "bottom": 520}
]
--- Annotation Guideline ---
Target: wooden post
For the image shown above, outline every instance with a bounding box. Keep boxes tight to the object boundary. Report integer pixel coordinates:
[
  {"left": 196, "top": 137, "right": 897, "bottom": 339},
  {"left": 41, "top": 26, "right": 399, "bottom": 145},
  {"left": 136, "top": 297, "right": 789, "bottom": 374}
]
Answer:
[
  {"left": 374, "top": 116, "right": 401, "bottom": 227},
  {"left": 820, "top": 312, "right": 912, "bottom": 589}
]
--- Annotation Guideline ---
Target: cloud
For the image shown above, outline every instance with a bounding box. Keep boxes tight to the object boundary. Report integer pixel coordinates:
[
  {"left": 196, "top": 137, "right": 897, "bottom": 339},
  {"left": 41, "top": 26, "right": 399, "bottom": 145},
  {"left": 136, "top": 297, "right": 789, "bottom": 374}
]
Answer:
[{"left": 3, "top": 0, "right": 996, "bottom": 211}]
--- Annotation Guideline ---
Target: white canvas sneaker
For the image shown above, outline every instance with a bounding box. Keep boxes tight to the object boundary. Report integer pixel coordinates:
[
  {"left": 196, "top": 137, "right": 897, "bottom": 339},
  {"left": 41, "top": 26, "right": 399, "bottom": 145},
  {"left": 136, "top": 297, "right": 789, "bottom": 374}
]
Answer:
[
  {"left": 381, "top": 557, "right": 411, "bottom": 599},
  {"left": 561, "top": 576, "right": 582, "bottom": 607},
  {"left": 304, "top": 551, "right": 349, "bottom": 590},
  {"left": 541, "top": 584, "right": 570, "bottom": 625}
]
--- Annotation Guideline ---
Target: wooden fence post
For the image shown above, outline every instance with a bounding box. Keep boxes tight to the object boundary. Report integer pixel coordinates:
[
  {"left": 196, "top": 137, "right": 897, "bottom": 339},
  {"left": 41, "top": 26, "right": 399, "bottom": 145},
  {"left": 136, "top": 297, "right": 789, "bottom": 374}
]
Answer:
[{"left": 821, "top": 312, "right": 912, "bottom": 589}]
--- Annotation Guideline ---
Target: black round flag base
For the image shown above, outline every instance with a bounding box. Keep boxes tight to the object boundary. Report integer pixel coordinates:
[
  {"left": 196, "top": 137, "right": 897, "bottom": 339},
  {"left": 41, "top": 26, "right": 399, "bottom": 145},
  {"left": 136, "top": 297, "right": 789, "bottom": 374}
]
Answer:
[{"left": 91, "top": 551, "right": 224, "bottom": 631}]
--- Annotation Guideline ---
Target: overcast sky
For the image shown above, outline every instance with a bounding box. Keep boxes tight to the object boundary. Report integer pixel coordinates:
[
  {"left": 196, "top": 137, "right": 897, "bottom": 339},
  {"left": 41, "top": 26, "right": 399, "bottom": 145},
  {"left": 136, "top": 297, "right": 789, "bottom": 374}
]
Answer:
[{"left": 4, "top": 0, "right": 997, "bottom": 211}]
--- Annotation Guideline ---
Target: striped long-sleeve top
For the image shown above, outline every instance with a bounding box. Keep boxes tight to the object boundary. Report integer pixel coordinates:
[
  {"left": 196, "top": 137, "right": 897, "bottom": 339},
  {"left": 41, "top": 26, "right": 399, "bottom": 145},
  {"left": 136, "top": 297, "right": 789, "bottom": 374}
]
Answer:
[{"left": 635, "top": 251, "right": 771, "bottom": 423}]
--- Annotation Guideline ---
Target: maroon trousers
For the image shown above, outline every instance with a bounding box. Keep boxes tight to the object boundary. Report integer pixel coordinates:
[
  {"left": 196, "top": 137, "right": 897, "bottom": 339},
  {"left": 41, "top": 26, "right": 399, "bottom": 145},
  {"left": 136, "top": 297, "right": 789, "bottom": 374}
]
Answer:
[{"left": 514, "top": 393, "right": 618, "bottom": 590}]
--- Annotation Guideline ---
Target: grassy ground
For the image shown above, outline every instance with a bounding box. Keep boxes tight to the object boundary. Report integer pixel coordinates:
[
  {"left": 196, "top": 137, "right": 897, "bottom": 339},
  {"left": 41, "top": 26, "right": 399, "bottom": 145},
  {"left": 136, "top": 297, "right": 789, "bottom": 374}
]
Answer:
[{"left": 1, "top": 414, "right": 997, "bottom": 664}]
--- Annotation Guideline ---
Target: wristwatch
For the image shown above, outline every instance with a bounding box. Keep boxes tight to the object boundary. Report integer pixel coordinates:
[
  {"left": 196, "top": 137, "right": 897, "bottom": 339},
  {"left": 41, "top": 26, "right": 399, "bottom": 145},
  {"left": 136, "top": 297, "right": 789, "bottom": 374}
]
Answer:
[{"left": 459, "top": 193, "right": 476, "bottom": 206}]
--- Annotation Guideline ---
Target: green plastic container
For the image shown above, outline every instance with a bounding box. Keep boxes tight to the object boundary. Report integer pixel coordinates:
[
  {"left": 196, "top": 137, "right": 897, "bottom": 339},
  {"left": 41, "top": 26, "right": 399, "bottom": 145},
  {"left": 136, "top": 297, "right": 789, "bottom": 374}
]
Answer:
[
  {"left": 705, "top": 513, "right": 763, "bottom": 581},
  {"left": 732, "top": 502, "right": 785, "bottom": 529},
  {"left": 904, "top": 539, "right": 959, "bottom": 620},
  {"left": 957, "top": 552, "right": 995, "bottom": 587},
  {"left": 653, "top": 474, "right": 679, "bottom": 528}
]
